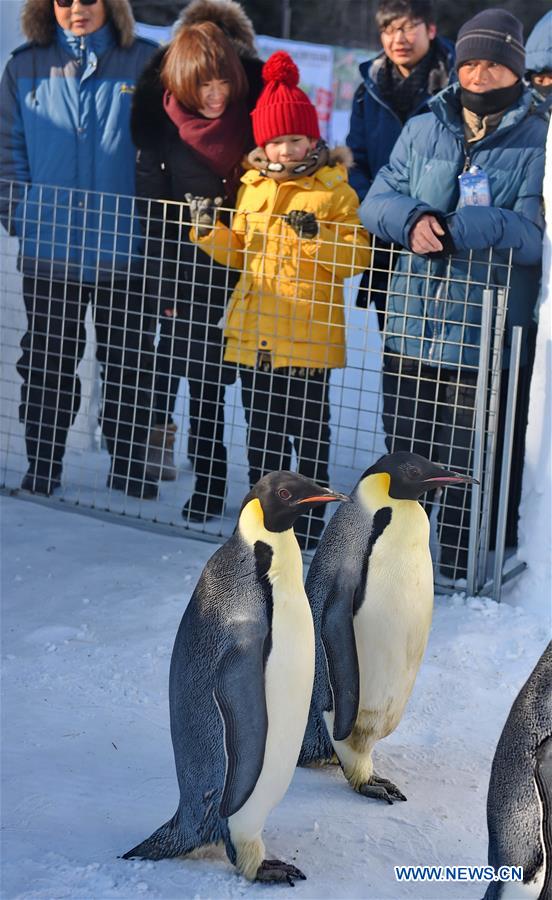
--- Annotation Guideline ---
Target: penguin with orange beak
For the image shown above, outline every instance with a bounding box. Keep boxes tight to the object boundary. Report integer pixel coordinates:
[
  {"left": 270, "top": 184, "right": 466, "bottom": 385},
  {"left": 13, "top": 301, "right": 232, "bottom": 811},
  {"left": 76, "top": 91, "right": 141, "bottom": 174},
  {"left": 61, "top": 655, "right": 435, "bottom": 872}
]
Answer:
[
  {"left": 124, "top": 471, "right": 348, "bottom": 883},
  {"left": 299, "top": 451, "right": 476, "bottom": 803}
]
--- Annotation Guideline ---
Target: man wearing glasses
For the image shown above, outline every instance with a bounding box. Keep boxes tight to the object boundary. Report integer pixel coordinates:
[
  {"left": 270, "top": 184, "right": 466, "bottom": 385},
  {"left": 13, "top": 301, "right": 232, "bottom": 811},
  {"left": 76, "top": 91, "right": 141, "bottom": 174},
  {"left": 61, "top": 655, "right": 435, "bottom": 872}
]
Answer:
[
  {"left": 0, "top": 0, "right": 159, "bottom": 498},
  {"left": 346, "top": 0, "right": 454, "bottom": 321}
]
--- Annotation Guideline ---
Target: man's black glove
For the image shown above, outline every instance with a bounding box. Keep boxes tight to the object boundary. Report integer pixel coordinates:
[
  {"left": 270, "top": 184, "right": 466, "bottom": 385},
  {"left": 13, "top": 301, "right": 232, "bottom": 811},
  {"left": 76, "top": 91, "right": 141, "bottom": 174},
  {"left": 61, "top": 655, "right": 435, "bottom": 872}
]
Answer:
[
  {"left": 185, "top": 194, "right": 223, "bottom": 236},
  {"left": 286, "top": 210, "right": 318, "bottom": 239}
]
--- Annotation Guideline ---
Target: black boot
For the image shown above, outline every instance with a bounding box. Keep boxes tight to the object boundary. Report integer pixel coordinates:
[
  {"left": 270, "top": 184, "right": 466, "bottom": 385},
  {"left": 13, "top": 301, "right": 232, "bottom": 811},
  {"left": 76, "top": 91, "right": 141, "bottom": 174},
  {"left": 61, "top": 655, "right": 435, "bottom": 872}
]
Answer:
[
  {"left": 22, "top": 426, "right": 64, "bottom": 497},
  {"left": 21, "top": 469, "right": 61, "bottom": 496},
  {"left": 107, "top": 461, "right": 159, "bottom": 500},
  {"left": 182, "top": 474, "right": 226, "bottom": 523}
]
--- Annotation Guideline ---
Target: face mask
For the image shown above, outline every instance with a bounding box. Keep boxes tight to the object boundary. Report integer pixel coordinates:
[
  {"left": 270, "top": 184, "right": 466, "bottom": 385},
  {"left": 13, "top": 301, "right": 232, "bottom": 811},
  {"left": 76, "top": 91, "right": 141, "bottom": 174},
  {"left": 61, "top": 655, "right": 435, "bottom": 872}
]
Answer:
[
  {"left": 460, "top": 80, "right": 523, "bottom": 116},
  {"left": 534, "top": 82, "right": 552, "bottom": 99}
]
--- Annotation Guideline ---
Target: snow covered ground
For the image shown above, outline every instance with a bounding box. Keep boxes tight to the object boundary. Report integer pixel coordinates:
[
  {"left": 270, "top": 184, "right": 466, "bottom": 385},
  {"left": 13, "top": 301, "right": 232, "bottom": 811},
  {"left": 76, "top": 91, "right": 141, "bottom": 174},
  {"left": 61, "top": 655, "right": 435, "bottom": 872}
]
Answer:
[{"left": 2, "top": 494, "right": 549, "bottom": 900}]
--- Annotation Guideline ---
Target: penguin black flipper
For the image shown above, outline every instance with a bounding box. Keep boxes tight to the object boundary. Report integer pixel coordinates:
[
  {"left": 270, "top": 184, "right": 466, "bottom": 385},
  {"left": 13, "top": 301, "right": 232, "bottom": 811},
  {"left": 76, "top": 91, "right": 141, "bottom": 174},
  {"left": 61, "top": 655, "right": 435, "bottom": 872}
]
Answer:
[
  {"left": 216, "top": 625, "right": 269, "bottom": 819},
  {"left": 319, "top": 507, "right": 393, "bottom": 742},
  {"left": 301, "top": 498, "right": 374, "bottom": 764},
  {"left": 321, "top": 575, "right": 359, "bottom": 742}
]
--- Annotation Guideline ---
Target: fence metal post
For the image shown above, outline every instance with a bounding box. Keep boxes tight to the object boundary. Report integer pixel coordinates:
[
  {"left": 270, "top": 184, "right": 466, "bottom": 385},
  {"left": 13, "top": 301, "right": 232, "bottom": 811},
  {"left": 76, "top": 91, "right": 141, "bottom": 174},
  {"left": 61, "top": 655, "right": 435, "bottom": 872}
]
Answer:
[
  {"left": 477, "top": 286, "right": 508, "bottom": 587},
  {"left": 492, "top": 326, "right": 523, "bottom": 603},
  {"left": 466, "top": 287, "right": 494, "bottom": 596}
]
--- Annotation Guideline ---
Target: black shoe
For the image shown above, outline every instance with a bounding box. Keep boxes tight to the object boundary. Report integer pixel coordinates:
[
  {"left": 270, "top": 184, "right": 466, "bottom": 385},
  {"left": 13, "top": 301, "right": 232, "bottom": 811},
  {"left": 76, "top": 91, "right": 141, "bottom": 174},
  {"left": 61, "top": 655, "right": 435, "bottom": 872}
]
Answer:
[
  {"left": 182, "top": 492, "right": 225, "bottom": 523},
  {"left": 20, "top": 472, "right": 61, "bottom": 496},
  {"left": 438, "top": 560, "right": 468, "bottom": 583},
  {"left": 107, "top": 472, "right": 159, "bottom": 500}
]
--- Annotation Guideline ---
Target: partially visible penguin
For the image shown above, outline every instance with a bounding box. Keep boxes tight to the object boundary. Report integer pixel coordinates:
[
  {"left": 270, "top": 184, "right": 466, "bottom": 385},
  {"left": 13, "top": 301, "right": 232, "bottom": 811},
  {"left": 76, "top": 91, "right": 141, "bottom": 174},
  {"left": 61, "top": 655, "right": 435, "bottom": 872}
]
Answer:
[
  {"left": 483, "top": 642, "right": 552, "bottom": 900},
  {"left": 299, "top": 451, "right": 475, "bottom": 802},
  {"left": 123, "top": 471, "right": 347, "bottom": 884}
]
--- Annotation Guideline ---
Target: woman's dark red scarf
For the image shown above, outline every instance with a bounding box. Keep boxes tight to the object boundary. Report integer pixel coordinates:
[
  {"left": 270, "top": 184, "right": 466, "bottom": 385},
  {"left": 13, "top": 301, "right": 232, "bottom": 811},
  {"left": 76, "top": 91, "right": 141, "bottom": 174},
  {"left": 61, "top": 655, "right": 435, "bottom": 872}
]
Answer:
[{"left": 163, "top": 90, "right": 251, "bottom": 197}]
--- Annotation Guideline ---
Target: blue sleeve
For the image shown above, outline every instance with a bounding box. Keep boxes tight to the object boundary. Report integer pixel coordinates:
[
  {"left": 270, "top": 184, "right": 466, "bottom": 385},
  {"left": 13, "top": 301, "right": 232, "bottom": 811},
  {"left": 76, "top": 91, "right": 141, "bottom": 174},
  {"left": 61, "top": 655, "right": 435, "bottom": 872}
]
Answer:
[
  {"left": 346, "top": 84, "right": 373, "bottom": 201},
  {"left": 0, "top": 58, "right": 30, "bottom": 236},
  {"left": 359, "top": 123, "right": 438, "bottom": 248},
  {"left": 446, "top": 147, "right": 546, "bottom": 266}
]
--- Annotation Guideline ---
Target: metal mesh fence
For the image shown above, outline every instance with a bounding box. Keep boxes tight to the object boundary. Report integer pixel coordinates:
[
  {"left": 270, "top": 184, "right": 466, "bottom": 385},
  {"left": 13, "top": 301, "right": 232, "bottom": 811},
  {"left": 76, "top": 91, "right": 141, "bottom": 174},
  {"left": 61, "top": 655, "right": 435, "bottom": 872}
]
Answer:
[{"left": 0, "top": 179, "right": 519, "bottom": 595}]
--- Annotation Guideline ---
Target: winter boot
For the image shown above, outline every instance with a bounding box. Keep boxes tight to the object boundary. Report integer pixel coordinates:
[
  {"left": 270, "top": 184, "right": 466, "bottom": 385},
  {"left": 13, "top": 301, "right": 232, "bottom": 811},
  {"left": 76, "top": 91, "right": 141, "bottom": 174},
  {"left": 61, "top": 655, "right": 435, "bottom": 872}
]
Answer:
[
  {"left": 146, "top": 423, "right": 178, "bottom": 481},
  {"left": 107, "top": 464, "right": 159, "bottom": 500},
  {"left": 182, "top": 473, "right": 226, "bottom": 524}
]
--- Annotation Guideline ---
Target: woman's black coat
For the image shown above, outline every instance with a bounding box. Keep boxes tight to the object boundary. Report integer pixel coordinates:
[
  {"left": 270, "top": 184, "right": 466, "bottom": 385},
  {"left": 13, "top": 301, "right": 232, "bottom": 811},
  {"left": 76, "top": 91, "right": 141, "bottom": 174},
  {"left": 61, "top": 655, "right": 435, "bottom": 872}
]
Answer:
[{"left": 131, "top": 47, "right": 241, "bottom": 336}]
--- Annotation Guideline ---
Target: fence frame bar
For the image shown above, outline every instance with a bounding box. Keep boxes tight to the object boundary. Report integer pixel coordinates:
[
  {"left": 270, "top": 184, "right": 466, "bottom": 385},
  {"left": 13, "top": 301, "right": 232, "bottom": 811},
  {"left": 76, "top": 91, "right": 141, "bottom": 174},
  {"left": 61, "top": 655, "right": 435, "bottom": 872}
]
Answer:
[
  {"left": 477, "top": 286, "right": 508, "bottom": 587},
  {"left": 492, "top": 325, "right": 523, "bottom": 603},
  {"left": 466, "top": 287, "right": 494, "bottom": 596}
]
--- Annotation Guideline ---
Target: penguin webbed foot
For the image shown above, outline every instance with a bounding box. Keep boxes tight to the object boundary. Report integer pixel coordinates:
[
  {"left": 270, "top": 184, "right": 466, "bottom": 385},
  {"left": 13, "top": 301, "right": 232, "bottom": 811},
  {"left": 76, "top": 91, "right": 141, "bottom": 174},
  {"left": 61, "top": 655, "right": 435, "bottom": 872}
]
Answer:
[
  {"left": 358, "top": 774, "right": 407, "bottom": 804},
  {"left": 255, "top": 859, "right": 307, "bottom": 885}
]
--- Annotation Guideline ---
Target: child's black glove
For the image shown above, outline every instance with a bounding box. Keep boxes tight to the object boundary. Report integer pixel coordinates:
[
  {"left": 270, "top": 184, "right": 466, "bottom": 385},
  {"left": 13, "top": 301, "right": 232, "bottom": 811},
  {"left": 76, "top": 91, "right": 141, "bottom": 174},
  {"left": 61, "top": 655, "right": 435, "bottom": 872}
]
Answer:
[
  {"left": 185, "top": 194, "right": 223, "bottom": 236},
  {"left": 286, "top": 210, "right": 318, "bottom": 239}
]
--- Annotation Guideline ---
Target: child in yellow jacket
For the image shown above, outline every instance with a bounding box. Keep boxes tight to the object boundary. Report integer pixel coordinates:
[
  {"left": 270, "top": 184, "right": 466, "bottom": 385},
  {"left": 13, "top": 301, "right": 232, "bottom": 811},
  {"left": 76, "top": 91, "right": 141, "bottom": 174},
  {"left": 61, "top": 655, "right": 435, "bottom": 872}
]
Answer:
[{"left": 189, "top": 51, "right": 371, "bottom": 547}]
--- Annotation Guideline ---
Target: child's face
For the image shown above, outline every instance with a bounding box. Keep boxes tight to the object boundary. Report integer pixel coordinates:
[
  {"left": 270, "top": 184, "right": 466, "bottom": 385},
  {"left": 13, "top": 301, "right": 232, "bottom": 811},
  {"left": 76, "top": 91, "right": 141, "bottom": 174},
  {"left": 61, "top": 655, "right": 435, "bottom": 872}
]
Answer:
[{"left": 264, "top": 135, "right": 317, "bottom": 164}]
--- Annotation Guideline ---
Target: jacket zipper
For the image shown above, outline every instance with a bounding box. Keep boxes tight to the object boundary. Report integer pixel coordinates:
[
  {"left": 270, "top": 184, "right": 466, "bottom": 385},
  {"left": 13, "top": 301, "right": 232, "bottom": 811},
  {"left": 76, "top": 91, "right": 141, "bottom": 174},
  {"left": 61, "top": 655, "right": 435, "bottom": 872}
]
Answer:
[{"left": 462, "top": 140, "right": 472, "bottom": 173}]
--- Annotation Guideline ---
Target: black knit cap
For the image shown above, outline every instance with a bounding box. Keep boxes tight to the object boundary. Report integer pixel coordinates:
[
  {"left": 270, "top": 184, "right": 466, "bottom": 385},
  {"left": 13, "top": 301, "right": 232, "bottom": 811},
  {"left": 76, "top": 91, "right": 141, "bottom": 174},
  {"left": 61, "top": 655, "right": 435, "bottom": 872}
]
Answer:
[{"left": 456, "top": 8, "right": 525, "bottom": 79}]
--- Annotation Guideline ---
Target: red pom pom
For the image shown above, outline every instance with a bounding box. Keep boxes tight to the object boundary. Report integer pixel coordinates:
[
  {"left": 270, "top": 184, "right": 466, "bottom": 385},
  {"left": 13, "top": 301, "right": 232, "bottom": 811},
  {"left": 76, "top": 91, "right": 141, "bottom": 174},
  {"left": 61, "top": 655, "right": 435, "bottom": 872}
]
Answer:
[{"left": 262, "top": 51, "right": 299, "bottom": 88}]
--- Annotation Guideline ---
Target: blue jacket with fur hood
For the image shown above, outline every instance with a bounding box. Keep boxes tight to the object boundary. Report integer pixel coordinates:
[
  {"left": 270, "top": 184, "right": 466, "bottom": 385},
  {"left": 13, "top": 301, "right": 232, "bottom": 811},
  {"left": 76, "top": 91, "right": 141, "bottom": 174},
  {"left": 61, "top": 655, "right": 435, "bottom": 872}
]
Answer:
[
  {"left": 0, "top": 0, "right": 157, "bottom": 282},
  {"left": 360, "top": 82, "right": 547, "bottom": 369}
]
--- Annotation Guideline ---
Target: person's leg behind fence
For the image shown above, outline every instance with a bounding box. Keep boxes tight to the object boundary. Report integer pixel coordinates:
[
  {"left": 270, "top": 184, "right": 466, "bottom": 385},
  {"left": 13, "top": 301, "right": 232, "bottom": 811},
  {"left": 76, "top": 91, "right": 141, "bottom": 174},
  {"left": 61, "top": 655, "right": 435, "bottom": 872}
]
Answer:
[
  {"left": 382, "top": 353, "right": 441, "bottom": 521},
  {"left": 286, "top": 367, "right": 332, "bottom": 550},
  {"left": 146, "top": 310, "right": 188, "bottom": 482},
  {"left": 181, "top": 327, "right": 234, "bottom": 523},
  {"left": 240, "top": 360, "right": 293, "bottom": 488},
  {"left": 436, "top": 369, "right": 478, "bottom": 581},
  {"left": 17, "top": 275, "right": 87, "bottom": 494},
  {"left": 95, "top": 278, "right": 158, "bottom": 499}
]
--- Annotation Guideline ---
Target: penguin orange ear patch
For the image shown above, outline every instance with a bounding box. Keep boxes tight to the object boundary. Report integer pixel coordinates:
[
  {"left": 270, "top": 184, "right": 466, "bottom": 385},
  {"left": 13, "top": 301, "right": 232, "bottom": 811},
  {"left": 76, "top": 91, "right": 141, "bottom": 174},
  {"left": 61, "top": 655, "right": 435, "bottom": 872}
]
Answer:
[
  {"left": 359, "top": 472, "right": 392, "bottom": 506},
  {"left": 239, "top": 498, "right": 266, "bottom": 543}
]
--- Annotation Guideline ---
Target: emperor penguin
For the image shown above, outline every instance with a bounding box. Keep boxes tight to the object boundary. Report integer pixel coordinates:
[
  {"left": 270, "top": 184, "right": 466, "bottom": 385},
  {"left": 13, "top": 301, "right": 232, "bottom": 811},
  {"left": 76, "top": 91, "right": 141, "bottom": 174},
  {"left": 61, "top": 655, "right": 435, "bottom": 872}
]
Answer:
[
  {"left": 299, "top": 451, "right": 475, "bottom": 803},
  {"left": 484, "top": 641, "right": 552, "bottom": 900},
  {"left": 123, "top": 471, "right": 348, "bottom": 884}
]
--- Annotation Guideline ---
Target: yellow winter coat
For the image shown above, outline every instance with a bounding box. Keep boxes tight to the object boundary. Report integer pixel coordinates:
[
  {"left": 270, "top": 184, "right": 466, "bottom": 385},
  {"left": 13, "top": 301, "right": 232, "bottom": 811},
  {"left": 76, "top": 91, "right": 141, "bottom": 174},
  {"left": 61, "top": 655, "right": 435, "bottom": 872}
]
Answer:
[{"left": 193, "top": 161, "right": 371, "bottom": 369}]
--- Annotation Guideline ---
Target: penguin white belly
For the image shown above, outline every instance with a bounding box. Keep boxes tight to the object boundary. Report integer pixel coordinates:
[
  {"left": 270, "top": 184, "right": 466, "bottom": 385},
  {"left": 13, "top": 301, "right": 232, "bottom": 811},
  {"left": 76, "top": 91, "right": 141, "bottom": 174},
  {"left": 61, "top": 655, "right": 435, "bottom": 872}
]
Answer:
[
  {"left": 228, "top": 563, "right": 315, "bottom": 841},
  {"left": 499, "top": 873, "right": 543, "bottom": 898},
  {"left": 354, "top": 506, "right": 434, "bottom": 739}
]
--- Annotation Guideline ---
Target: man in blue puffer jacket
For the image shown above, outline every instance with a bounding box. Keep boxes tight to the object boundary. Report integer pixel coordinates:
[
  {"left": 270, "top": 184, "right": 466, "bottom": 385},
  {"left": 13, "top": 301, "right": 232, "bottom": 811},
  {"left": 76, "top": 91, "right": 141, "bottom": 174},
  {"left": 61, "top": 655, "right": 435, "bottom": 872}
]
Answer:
[
  {"left": 361, "top": 8, "right": 547, "bottom": 582},
  {"left": 346, "top": 0, "right": 454, "bottom": 319},
  {"left": 0, "top": 0, "right": 158, "bottom": 498}
]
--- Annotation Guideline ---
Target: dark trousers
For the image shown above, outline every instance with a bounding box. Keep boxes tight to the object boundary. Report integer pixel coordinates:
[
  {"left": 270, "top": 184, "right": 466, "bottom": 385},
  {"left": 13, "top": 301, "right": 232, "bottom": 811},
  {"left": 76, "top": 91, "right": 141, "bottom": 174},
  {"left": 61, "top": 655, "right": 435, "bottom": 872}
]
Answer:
[
  {"left": 152, "top": 314, "right": 235, "bottom": 502},
  {"left": 355, "top": 237, "right": 395, "bottom": 331},
  {"left": 17, "top": 275, "right": 156, "bottom": 486},
  {"left": 239, "top": 364, "right": 331, "bottom": 538},
  {"left": 382, "top": 355, "right": 478, "bottom": 578},
  {"left": 382, "top": 354, "right": 529, "bottom": 578}
]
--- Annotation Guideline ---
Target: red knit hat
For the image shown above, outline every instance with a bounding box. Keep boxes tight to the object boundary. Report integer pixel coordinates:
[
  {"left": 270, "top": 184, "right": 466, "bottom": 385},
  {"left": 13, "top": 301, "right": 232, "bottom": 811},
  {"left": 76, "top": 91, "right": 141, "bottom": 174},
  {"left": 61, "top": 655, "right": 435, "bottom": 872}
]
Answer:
[{"left": 251, "top": 51, "right": 321, "bottom": 146}]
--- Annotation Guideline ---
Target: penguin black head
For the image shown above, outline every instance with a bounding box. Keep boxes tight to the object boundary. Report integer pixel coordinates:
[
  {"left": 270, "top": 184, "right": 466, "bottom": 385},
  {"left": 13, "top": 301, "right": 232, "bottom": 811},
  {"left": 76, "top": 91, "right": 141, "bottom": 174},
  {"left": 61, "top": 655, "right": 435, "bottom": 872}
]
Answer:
[
  {"left": 361, "top": 452, "right": 478, "bottom": 501},
  {"left": 241, "top": 471, "right": 349, "bottom": 532}
]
